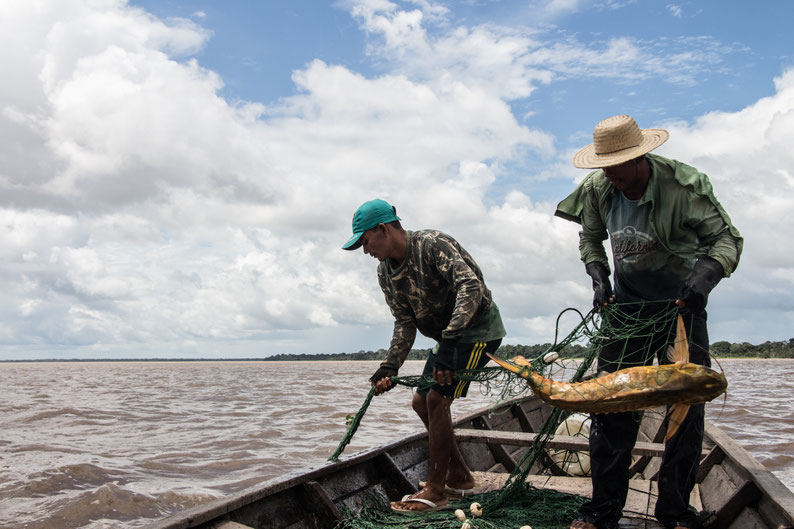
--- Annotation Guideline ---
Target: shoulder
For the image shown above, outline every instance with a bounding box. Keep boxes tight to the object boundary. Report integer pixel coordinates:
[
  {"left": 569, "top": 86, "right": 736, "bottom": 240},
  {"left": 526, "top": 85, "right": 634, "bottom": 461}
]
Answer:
[
  {"left": 412, "top": 230, "right": 465, "bottom": 262},
  {"left": 581, "top": 170, "right": 613, "bottom": 200},
  {"left": 582, "top": 170, "right": 614, "bottom": 209},
  {"left": 412, "top": 229, "right": 457, "bottom": 248},
  {"left": 648, "top": 153, "right": 713, "bottom": 195}
]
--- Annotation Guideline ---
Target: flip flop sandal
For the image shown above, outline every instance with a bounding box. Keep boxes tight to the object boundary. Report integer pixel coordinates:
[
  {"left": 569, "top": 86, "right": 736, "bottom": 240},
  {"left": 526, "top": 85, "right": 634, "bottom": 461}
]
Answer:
[{"left": 391, "top": 497, "right": 450, "bottom": 514}]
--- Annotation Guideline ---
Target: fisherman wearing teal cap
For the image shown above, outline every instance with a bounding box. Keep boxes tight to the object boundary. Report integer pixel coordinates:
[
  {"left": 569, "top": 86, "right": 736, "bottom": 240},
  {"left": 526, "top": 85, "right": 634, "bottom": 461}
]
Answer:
[{"left": 343, "top": 198, "right": 506, "bottom": 514}]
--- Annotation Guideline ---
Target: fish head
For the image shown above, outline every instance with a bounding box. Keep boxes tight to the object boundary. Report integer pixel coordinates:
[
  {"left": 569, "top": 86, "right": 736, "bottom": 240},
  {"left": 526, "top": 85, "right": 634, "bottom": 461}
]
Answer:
[
  {"left": 677, "top": 363, "right": 728, "bottom": 400},
  {"left": 487, "top": 353, "right": 533, "bottom": 379}
]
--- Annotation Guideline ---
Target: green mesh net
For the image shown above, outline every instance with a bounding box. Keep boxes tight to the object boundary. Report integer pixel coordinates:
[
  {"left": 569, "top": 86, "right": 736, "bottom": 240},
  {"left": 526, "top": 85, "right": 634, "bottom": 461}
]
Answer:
[{"left": 330, "top": 301, "right": 683, "bottom": 529}]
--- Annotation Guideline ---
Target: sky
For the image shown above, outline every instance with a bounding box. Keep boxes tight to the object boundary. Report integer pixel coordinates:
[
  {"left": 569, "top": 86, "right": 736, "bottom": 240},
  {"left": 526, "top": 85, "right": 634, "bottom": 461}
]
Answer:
[{"left": 1, "top": 0, "right": 793, "bottom": 360}]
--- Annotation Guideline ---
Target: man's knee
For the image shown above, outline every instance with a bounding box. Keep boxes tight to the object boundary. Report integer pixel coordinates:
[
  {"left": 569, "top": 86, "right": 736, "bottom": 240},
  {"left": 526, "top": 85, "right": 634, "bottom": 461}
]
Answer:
[
  {"left": 426, "top": 388, "right": 453, "bottom": 411},
  {"left": 411, "top": 392, "right": 427, "bottom": 414}
]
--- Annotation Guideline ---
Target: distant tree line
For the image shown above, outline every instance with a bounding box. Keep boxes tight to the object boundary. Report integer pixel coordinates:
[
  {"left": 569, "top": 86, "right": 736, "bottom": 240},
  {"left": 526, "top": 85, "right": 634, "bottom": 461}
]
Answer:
[
  {"left": 263, "top": 347, "right": 435, "bottom": 362},
  {"left": 709, "top": 339, "right": 794, "bottom": 358},
  {"left": 261, "top": 339, "right": 794, "bottom": 361},
  {"left": 4, "top": 339, "right": 793, "bottom": 362}
]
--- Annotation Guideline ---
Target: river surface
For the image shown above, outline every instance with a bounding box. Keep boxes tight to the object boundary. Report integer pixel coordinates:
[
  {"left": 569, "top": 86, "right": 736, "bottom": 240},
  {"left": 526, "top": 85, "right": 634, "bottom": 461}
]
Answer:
[{"left": 1, "top": 359, "right": 792, "bottom": 528}]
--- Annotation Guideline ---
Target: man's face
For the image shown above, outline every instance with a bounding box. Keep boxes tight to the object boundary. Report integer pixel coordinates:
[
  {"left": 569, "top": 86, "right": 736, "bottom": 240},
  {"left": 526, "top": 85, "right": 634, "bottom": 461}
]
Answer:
[
  {"left": 602, "top": 159, "right": 637, "bottom": 193},
  {"left": 360, "top": 225, "right": 389, "bottom": 261},
  {"left": 602, "top": 157, "right": 648, "bottom": 199}
]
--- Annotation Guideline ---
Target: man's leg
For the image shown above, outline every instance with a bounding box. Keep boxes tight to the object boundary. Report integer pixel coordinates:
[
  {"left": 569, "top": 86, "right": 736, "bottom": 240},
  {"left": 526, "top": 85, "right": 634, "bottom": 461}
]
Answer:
[
  {"left": 392, "top": 339, "right": 498, "bottom": 511},
  {"left": 654, "top": 310, "right": 709, "bottom": 528},
  {"left": 573, "top": 304, "right": 663, "bottom": 529},
  {"left": 575, "top": 411, "right": 640, "bottom": 529},
  {"left": 411, "top": 392, "right": 474, "bottom": 490},
  {"left": 441, "top": 339, "right": 500, "bottom": 489},
  {"left": 390, "top": 389, "right": 453, "bottom": 511},
  {"left": 422, "top": 339, "right": 499, "bottom": 490},
  {"left": 425, "top": 389, "right": 455, "bottom": 493}
]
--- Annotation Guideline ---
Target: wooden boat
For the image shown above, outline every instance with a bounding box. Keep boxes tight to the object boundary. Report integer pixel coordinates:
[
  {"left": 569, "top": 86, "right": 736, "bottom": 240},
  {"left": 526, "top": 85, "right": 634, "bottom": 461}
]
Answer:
[{"left": 145, "top": 394, "right": 794, "bottom": 529}]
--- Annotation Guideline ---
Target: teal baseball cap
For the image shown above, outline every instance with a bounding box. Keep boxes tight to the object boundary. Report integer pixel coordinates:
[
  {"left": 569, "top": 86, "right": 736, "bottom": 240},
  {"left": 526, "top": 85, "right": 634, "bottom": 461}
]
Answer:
[{"left": 342, "top": 199, "right": 401, "bottom": 250}]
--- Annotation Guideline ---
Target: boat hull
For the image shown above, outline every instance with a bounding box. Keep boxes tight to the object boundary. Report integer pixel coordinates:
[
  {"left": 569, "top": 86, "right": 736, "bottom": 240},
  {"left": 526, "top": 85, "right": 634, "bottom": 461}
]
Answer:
[{"left": 145, "top": 395, "right": 794, "bottom": 529}]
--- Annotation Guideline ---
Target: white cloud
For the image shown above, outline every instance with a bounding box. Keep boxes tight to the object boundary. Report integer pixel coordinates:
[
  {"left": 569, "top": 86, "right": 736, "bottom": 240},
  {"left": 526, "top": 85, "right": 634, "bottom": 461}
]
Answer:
[
  {"left": 0, "top": 0, "right": 551, "bottom": 356},
  {"left": 349, "top": 0, "right": 741, "bottom": 94},
  {"left": 0, "top": 0, "right": 791, "bottom": 358},
  {"left": 653, "top": 69, "right": 794, "bottom": 340}
]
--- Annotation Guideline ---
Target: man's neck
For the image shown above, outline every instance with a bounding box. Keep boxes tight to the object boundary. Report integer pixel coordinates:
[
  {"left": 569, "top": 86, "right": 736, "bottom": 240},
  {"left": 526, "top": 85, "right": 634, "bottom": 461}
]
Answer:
[
  {"left": 623, "top": 157, "right": 651, "bottom": 200},
  {"left": 388, "top": 229, "right": 408, "bottom": 266}
]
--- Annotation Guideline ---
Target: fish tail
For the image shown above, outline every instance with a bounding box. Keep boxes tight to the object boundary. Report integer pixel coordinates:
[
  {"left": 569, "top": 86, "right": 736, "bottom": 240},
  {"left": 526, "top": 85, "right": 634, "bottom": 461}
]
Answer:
[
  {"left": 665, "top": 403, "right": 690, "bottom": 442},
  {"left": 671, "top": 315, "right": 690, "bottom": 364}
]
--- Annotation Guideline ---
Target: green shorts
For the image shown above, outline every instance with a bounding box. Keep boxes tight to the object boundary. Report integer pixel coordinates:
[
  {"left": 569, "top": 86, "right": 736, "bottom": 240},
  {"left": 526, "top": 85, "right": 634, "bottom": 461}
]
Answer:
[{"left": 417, "top": 338, "right": 502, "bottom": 398}]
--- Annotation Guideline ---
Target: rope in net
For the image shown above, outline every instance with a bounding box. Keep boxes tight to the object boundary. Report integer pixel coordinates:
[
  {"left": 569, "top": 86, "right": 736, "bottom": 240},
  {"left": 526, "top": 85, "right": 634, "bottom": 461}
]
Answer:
[{"left": 330, "top": 301, "right": 684, "bottom": 529}]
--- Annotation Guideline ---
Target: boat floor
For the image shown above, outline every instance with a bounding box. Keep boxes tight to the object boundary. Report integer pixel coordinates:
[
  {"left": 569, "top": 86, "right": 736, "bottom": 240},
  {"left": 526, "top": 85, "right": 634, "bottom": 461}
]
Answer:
[{"left": 470, "top": 471, "right": 703, "bottom": 529}]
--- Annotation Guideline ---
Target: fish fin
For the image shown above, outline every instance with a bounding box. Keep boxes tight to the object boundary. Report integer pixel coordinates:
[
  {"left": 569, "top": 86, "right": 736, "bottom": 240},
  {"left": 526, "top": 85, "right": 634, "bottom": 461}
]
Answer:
[
  {"left": 671, "top": 315, "right": 690, "bottom": 364},
  {"left": 665, "top": 403, "right": 690, "bottom": 442},
  {"left": 486, "top": 353, "right": 530, "bottom": 378},
  {"left": 665, "top": 344, "right": 676, "bottom": 363}
]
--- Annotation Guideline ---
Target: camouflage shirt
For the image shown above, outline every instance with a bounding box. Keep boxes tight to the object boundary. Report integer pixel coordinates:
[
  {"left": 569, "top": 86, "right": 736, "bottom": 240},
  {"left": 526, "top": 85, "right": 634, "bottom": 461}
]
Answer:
[{"left": 377, "top": 230, "right": 499, "bottom": 371}]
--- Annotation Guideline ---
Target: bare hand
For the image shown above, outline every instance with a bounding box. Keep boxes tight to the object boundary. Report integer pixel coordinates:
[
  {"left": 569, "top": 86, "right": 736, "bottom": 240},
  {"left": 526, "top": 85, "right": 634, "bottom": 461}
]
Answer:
[
  {"left": 374, "top": 377, "right": 394, "bottom": 395},
  {"left": 432, "top": 368, "right": 454, "bottom": 386}
]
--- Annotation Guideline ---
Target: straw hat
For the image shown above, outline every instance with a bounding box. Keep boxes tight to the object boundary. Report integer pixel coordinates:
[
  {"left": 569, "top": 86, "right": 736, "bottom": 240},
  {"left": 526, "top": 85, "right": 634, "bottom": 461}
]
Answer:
[{"left": 573, "top": 115, "right": 669, "bottom": 169}]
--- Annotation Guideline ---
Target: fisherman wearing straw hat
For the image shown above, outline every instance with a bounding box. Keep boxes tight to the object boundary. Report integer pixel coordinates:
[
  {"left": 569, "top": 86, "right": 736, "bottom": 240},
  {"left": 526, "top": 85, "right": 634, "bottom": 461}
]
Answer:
[
  {"left": 342, "top": 199, "right": 506, "bottom": 514},
  {"left": 556, "top": 115, "right": 742, "bottom": 529}
]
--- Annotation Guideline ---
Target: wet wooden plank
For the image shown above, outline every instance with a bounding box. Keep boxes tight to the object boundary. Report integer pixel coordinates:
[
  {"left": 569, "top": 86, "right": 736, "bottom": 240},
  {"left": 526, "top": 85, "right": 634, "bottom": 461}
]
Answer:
[
  {"left": 375, "top": 453, "right": 416, "bottom": 497},
  {"left": 696, "top": 444, "right": 725, "bottom": 483},
  {"left": 714, "top": 480, "right": 763, "bottom": 528},
  {"left": 473, "top": 416, "right": 517, "bottom": 472},
  {"left": 301, "top": 481, "right": 344, "bottom": 525},
  {"left": 212, "top": 522, "right": 254, "bottom": 529},
  {"left": 727, "top": 507, "right": 767, "bottom": 529},
  {"left": 705, "top": 422, "right": 794, "bottom": 528},
  {"left": 510, "top": 404, "right": 569, "bottom": 476},
  {"left": 455, "top": 428, "right": 667, "bottom": 456}
]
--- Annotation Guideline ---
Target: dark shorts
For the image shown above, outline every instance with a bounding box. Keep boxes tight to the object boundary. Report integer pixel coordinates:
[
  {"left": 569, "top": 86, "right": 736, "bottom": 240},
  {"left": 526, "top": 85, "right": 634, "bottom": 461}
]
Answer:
[{"left": 417, "top": 338, "right": 502, "bottom": 398}]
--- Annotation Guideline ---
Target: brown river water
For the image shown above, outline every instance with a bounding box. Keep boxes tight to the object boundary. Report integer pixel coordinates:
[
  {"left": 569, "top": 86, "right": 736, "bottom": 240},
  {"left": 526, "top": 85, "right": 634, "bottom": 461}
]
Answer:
[{"left": 1, "top": 359, "right": 792, "bottom": 528}]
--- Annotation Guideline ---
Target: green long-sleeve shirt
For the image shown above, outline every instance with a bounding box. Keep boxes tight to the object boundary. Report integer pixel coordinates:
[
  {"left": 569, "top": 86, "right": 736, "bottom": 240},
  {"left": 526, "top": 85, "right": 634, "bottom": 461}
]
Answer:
[{"left": 554, "top": 153, "right": 743, "bottom": 277}]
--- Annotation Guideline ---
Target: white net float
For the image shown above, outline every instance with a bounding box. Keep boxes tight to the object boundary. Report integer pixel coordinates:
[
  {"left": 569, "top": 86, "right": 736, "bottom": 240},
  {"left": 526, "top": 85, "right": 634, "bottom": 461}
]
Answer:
[{"left": 548, "top": 413, "right": 591, "bottom": 476}]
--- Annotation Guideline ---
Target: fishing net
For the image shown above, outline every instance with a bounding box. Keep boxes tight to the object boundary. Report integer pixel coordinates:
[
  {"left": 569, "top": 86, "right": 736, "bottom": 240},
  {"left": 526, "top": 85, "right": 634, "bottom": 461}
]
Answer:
[{"left": 330, "top": 301, "right": 684, "bottom": 529}]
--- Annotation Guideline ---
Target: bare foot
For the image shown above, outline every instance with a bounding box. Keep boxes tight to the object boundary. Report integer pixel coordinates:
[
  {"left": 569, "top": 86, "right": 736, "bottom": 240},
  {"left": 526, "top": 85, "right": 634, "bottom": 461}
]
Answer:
[
  {"left": 419, "top": 477, "right": 476, "bottom": 491},
  {"left": 569, "top": 521, "right": 597, "bottom": 529},
  {"left": 445, "top": 473, "right": 475, "bottom": 491}
]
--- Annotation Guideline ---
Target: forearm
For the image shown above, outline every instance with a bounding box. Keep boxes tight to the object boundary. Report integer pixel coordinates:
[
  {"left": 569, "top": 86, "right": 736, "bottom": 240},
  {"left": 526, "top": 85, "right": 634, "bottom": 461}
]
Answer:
[
  {"left": 579, "top": 234, "right": 610, "bottom": 270},
  {"left": 381, "top": 322, "right": 417, "bottom": 371},
  {"left": 690, "top": 194, "right": 742, "bottom": 277},
  {"left": 706, "top": 229, "right": 741, "bottom": 277}
]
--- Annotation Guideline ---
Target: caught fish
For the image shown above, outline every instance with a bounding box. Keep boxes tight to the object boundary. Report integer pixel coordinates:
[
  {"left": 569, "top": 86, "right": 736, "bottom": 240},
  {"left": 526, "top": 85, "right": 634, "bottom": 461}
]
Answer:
[{"left": 487, "top": 316, "right": 727, "bottom": 441}]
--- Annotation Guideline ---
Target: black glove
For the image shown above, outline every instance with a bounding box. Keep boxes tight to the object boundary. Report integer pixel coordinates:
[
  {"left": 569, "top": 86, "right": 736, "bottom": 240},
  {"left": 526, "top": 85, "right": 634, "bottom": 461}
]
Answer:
[
  {"left": 585, "top": 261, "right": 613, "bottom": 307},
  {"left": 369, "top": 365, "right": 397, "bottom": 385},
  {"left": 679, "top": 256, "right": 724, "bottom": 313},
  {"left": 434, "top": 338, "right": 459, "bottom": 372}
]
